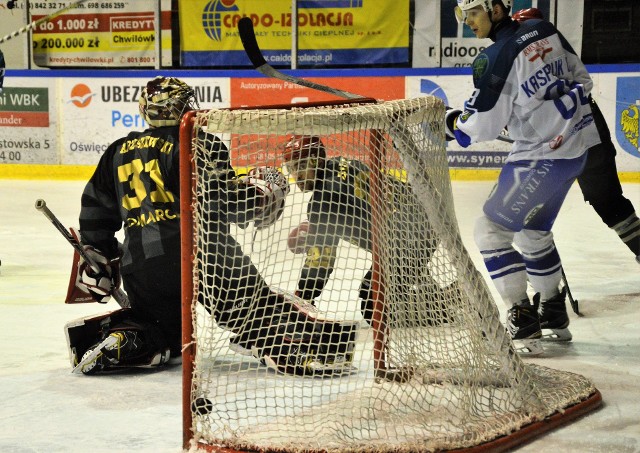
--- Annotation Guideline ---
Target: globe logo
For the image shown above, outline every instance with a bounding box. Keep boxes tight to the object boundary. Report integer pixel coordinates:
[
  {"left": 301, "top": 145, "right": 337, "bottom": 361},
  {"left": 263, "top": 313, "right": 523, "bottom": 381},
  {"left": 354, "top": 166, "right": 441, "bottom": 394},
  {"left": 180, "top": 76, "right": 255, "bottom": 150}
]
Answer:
[
  {"left": 420, "top": 79, "right": 448, "bottom": 106},
  {"left": 203, "top": 0, "right": 239, "bottom": 41}
]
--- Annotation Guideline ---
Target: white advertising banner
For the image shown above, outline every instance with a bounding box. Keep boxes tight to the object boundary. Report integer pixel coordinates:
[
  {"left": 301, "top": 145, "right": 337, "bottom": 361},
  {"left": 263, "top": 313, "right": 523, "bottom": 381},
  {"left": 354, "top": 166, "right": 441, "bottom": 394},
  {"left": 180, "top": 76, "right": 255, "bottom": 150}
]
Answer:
[
  {"left": 30, "top": 0, "right": 173, "bottom": 68},
  {"left": 412, "top": 0, "right": 441, "bottom": 68},
  {"left": 1, "top": 69, "right": 638, "bottom": 175},
  {"left": 57, "top": 76, "right": 230, "bottom": 165},
  {"left": 0, "top": 77, "right": 59, "bottom": 164}
]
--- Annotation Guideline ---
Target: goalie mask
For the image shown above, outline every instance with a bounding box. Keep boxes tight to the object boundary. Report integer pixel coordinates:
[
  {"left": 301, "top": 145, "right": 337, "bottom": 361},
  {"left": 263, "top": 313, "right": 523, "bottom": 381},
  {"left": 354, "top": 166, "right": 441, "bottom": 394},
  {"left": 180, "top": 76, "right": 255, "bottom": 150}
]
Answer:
[
  {"left": 139, "top": 76, "right": 198, "bottom": 127},
  {"left": 455, "top": 0, "right": 512, "bottom": 23}
]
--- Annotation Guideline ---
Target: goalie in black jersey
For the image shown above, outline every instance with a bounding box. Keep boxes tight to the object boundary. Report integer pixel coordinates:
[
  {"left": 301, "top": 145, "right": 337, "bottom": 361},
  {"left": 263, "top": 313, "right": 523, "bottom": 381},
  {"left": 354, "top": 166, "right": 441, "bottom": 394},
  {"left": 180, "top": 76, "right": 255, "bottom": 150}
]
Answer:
[
  {"left": 67, "top": 76, "right": 356, "bottom": 377},
  {"left": 283, "top": 135, "right": 457, "bottom": 328}
]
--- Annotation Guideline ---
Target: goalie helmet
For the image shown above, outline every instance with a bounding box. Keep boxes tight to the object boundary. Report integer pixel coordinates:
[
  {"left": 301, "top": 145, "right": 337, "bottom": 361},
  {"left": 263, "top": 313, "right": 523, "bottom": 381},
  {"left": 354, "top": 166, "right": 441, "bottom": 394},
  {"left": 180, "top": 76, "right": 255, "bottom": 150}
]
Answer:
[
  {"left": 139, "top": 76, "right": 198, "bottom": 127},
  {"left": 455, "top": 0, "right": 512, "bottom": 23},
  {"left": 512, "top": 7, "right": 544, "bottom": 23},
  {"left": 247, "top": 166, "right": 290, "bottom": 230},
  {"left": 282, "top": 135, "right": 327, "bottom": 162}
]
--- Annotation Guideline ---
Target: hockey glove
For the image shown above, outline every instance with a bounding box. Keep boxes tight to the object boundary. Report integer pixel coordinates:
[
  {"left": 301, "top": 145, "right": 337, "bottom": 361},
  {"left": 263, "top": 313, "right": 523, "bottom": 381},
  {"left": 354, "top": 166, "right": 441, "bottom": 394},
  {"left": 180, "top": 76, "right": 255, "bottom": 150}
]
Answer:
[
  {"left": 444, "top": 108, "right": 471, "bottom": 148},
  {"left": 77, "top": 246, "right": 121, "bottom": 304},
  {"left": 240, "top": 166, "right": 290, "bottom": 230}
]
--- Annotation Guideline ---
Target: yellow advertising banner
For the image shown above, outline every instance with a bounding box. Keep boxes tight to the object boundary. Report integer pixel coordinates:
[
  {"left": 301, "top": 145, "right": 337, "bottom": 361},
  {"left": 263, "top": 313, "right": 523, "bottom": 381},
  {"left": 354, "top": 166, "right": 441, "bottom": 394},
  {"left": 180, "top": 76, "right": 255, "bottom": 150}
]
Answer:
[
  {"left": 31, "top": 0, "right": 172, "bottom": 68},
  {"left": 179, "top": 0, "right": 409, "bottom": 67}
]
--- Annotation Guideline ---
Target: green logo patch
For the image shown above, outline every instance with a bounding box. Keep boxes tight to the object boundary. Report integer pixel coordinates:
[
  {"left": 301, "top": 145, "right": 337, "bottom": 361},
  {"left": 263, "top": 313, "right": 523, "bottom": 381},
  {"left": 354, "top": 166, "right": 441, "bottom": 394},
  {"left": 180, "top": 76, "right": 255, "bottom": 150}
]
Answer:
[{"left": 473, "top": 54, "right": 489, "bottom": 80}]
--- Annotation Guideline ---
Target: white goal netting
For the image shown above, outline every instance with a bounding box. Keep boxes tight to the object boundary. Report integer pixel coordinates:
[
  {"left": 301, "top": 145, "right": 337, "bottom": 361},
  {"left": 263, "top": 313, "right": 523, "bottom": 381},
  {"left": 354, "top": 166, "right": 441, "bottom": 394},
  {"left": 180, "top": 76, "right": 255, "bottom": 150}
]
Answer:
[{"left": 179, "top": 97, "right": 600, "bottom": 452}]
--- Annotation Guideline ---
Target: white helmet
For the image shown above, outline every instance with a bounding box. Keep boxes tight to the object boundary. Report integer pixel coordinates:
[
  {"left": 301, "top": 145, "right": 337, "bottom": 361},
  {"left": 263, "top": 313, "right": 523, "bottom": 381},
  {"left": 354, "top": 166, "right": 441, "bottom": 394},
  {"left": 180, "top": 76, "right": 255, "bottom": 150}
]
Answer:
[{"left": 455, "top": 0, "right": 512, "bottom": 23}]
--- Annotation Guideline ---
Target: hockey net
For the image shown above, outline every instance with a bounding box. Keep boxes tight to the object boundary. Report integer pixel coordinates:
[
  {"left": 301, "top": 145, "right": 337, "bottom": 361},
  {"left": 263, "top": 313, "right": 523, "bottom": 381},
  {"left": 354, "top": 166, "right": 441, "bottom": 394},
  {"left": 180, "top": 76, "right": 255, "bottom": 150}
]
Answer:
[{"left": 179, "top": 97, "right": 601, "bottom": 452}]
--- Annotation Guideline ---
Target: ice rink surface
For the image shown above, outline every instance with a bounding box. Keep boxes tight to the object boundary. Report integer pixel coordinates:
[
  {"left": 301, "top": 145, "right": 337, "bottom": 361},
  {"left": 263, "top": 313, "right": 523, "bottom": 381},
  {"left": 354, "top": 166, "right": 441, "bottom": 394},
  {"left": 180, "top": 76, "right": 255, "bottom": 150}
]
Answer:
[{"left": 0, "top": 178, "right": 638, "bottom": 453}]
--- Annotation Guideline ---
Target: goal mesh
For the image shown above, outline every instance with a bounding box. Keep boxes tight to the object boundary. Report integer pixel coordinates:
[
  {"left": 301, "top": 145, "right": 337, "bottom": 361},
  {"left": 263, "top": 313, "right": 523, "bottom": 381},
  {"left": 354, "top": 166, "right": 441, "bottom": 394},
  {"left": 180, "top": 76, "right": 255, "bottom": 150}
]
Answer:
[{"left": 179, "top": 97, "right": 601, "bottom": 452}]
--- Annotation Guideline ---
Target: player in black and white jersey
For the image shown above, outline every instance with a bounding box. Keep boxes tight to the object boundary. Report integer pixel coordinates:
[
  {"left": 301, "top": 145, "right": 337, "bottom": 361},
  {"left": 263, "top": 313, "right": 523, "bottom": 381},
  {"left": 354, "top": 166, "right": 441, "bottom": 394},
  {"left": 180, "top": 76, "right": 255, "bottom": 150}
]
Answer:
[
  {"left": 513, "top": 7, "right": 639, "bottom": 265},
  {"left": 283, "top": 135, "right": 456, "bottom": 328},
  {"left": 445, "top": 0, "right": 601, "bottom": 354},
  {"left": 69, "top": 76, "right": 356, "bottom": 376}
]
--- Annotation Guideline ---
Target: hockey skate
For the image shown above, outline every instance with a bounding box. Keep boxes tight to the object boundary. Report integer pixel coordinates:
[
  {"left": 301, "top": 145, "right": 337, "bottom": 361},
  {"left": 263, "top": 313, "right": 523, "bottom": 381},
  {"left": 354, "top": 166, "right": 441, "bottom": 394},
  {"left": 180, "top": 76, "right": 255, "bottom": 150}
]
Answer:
[
  {"left": 534, "top": 288, "right": 572, "bottom": 342},
  {"left": 506, "top": 301, "right": 543, "bottom": 356}
]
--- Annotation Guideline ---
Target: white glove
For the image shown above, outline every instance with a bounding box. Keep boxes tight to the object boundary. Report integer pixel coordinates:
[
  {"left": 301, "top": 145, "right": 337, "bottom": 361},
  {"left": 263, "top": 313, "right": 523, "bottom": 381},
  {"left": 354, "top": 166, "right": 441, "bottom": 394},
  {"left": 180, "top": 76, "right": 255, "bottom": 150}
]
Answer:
[
  {"left": 241, "top": 166, "right": 290, "bottom": 229},
  {"left": 76, "top": 246, "right": 120, "bottom": 304}
]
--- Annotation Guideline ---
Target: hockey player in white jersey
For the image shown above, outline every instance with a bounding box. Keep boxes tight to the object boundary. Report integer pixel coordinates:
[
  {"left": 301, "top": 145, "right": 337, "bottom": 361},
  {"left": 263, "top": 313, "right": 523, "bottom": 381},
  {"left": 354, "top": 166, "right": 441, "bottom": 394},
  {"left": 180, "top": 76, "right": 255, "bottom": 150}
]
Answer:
[
  {"left": 445, "top": 0, "right": 601, "bottom": 354},
  {"left": 512, "top": 7, "right": 640, "bottom": 265}
]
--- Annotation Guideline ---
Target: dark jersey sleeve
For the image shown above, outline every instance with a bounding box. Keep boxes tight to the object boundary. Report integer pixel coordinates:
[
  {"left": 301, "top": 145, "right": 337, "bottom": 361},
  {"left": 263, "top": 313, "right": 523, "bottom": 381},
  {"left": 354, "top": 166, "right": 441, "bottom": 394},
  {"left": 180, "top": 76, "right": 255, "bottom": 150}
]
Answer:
[
  {"left": 79, "top": 141, "right": 123, "bottom": 259},
  {"left": 195, "top": 131, "right": 274, "bottom": 229}
]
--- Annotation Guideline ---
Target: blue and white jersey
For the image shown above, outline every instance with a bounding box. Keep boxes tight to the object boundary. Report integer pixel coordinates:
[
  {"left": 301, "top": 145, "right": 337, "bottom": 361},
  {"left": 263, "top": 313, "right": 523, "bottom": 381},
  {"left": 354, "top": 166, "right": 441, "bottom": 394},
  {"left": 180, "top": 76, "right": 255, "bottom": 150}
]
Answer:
[{"left": 456, "top": 19, "right": 601, "bottom": 161}]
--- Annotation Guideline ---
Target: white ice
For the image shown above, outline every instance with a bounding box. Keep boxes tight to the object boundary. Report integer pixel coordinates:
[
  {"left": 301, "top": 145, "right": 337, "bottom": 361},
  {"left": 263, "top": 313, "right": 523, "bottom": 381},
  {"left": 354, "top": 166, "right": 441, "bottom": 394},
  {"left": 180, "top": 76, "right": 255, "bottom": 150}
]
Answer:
[{"left": 0, "top": 179, "right": 638, "bottom": 453}]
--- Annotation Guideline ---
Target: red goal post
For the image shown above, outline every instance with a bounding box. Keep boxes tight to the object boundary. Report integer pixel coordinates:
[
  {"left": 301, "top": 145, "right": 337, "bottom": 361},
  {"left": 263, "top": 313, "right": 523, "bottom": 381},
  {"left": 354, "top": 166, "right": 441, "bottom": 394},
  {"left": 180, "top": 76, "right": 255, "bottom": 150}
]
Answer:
[{"left": 178, "top": 97, "right": 601, "bottom": 452}]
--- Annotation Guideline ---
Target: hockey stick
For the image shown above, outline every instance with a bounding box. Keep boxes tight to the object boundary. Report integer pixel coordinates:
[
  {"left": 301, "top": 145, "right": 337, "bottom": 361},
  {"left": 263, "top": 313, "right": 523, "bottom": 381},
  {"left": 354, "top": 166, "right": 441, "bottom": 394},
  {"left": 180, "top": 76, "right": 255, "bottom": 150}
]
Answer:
[
  {"left": 237, "top": 17, "right": 514, "bottom": 145},
  {"left": 238, "top": 17, "right": 364, "bottom": 100},
  {"left": 562, "top": 266, "right": 581, "bottom": 316},
  {"left": 35, "top": 199, "right": 130, "bottom": 309},
  {"left": 0, "top": 0, "right": 90, "bottom": 44}
]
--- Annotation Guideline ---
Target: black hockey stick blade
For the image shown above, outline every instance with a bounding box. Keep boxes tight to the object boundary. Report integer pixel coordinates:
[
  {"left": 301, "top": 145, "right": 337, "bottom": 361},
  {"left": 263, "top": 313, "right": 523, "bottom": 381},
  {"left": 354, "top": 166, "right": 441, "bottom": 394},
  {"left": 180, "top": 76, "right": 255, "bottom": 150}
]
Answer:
[
  {"left": 237, "top": 17, "right": 365, "bottom": 100},
  {"left": 562, "top": 267, "right": 582, "bottom": 316}
]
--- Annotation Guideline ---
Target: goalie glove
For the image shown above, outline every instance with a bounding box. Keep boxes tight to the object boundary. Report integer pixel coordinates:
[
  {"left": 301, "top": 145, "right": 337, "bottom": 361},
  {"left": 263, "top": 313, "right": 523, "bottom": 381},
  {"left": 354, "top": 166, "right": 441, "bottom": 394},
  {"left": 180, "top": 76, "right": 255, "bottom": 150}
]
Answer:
[
  {"left": 240, "top": 166, "right": 290, "bottom": 230},
  {"left": 444, "top": 108, "right": 471, "bottom": 148},
  {"left": 77, "top": 246, "right": 121, "bottom": 304}
]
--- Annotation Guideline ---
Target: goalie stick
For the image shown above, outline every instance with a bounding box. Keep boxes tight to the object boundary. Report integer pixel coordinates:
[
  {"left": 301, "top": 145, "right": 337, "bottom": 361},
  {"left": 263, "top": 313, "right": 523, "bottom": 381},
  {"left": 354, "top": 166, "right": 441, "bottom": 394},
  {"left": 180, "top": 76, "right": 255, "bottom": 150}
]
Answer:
[
  {"left": 0, "top": 0, "right": 90, "bottom": 44},
  {"left": 35, "top": 199, "right": 130, "bottom": 308}
]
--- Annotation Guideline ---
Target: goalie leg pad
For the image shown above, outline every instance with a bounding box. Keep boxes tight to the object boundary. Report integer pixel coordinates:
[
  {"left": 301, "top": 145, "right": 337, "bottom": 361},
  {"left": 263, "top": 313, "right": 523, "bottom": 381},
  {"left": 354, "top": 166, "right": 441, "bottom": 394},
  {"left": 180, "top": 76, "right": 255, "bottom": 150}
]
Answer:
[
  {"left": 65, "top": 308, "right": 131, "bottom": 368},
  {"left": 65, "top": 309, "right": 172, "bottom": 374},
  {"left": 275, "top": 291, "right": 360, "bottom": 344},
  {"left": 259, "top": 325, "right": 357, "bottom": 377},
  {"left": 248, "top": 292, "right": 359, "bottom": 377}
]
